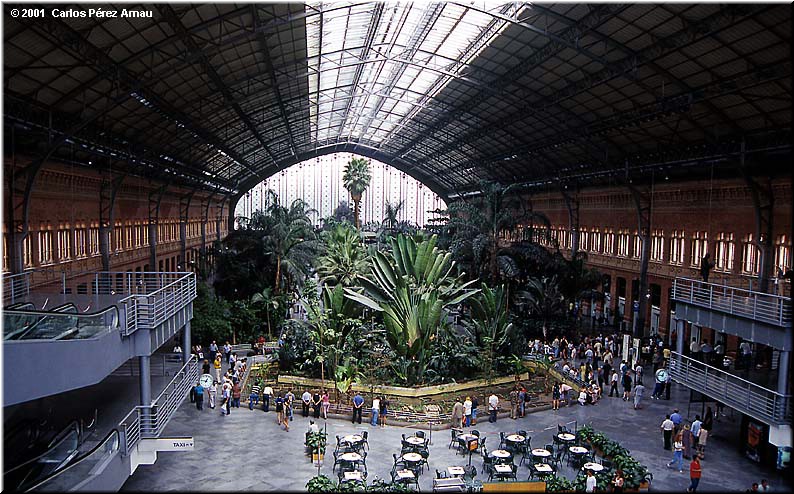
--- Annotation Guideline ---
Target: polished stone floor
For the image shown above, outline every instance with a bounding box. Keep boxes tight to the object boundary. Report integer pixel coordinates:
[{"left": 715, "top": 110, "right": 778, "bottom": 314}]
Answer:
[{"left": 122, "top": 374, "right": 791, "bottom": 492}]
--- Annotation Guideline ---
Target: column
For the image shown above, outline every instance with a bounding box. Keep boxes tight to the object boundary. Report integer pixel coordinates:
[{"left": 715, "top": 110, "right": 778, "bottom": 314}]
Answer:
[
  {"left": 778, "top": 351, "right": 790, "bottom": 395},
  {"left": 675, "top": 319, "right": 685, "bottom": 356},
  {"left": 182, "top": 321, "right": 191, "bottom": 364},
  {"left": 139, "top": 355, "right": 152, "bottom": 406}
]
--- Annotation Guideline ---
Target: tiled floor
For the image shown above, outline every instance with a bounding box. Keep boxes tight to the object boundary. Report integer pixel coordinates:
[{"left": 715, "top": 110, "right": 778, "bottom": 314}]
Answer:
[{"left": 121, "top": 375, "right": 792, "bottom": 492}]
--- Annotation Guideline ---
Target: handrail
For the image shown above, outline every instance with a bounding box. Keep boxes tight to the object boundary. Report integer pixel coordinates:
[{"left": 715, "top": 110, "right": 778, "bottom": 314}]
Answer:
[
  {"left": 672, "top": 277, "right": 791, "bottom": 327},
  {"left": 22, "top": 429, "right": 120, "bottom": 492},
  {"left": 119, "top": 356, "right": 199, "bottom": 455},
  {"left": 4, "top": 421, "right": 81, "bottom": 476},
  {"left": 668, "top": 351, "right": 792, "bottom": 424}
]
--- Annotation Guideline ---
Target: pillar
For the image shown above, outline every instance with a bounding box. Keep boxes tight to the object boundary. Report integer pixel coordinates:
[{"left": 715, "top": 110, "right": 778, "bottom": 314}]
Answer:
[
  {"left": 139, "top": 355, "right": 152, "bottom": 406},
  {"left": 675, "top": 319, "right": 685, "bottom": 356},
  {"left": 182, "top": 321, "right": 191, "bottom": 364}
]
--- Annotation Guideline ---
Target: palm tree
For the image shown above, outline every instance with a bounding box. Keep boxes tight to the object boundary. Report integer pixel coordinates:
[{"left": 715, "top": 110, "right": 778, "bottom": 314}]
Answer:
[
  {"left": 318, "top": 224, "right": 370, "bottom": 287},
  {"left": 342, "top": 157, "right": 372, "bottom": 228},
  {"left": 263, "top": 197, "right": 321, "bottom": 293},
  {"left": 517, "top": 276, "right": 565, "bottom": 339},
  {"left": 344, "top": 234, "right": 479, "bottom": 385},
  {"left": 382, "top": 199, "right": 404, "bottom": 230}
]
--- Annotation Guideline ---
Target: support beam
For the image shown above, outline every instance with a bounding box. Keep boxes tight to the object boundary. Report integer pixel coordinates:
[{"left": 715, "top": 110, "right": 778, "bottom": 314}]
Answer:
[
  {"left": 99, "top": 174, "right": 125, "bottom": 272},
  {"left": 560, "top": 185, "right": 580, "bottom": 259},
  {"left": 629, "top": 182, "right": 652, "bottom": 338},
  {"left": 179, "top": 190, "right": 195, "bottom": 271},
  {"left": 676, "top": 319, "right": 685, "bottom": 356},
  {"left": 139, "top": 355, "right": 152, "bottom": 407},
  {"left": 740, "top": 144, "right": 775, "bottom": 293},
  {"left": 182, "top": 321, "right": 192, "bottom": 365},
  {"left": 149, "top": 184, "right": 168, "bottom": 272}
]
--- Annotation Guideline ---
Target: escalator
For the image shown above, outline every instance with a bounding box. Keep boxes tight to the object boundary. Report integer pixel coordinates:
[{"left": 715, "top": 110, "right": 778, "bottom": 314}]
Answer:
[
  {"left": 3, "top": 421, "right": 81, "bottom": 491},
  {"left": 4, "top": 303, "right": 78, "bottom": 340}
]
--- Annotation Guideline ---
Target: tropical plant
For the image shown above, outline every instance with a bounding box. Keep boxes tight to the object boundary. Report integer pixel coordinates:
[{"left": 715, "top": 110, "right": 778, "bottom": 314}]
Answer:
[
  {"left": 382, "top": 200, "right": 404, "bottom": 230},
  {"left": 191, "top": 283, "right": 232, "bottom": 343},
  {"left": 262, "top": 194, "right": 321, "bottom": 293},
  {"left": 306, "top": 475, "right": 336, "bottom": 493},
  {"left": 318, "top": 224, "right": 370, "bottom": 286},
  {"left": 464, "top": 284, "right": 514, "bottom": 381},
  {"left": 342, "top": 157, "right": 372, "bottom": 228},
  {"left": 516, "top": 276, "right": 565, "bottom": 339},
  {"left": 306, "top": 284, "right": 364, "bottom": 388},
  {"left": 250, "top": 287, "right": 282, "bottom": 340},
  {"left": 344, "top": 234, "right": 479, "bottom": 385},
  {"left": 305, "top": 430, "right": 328, "bottom": 455},
  {"left": 544, "top": 475, "right": 574, "bottom": 492}
]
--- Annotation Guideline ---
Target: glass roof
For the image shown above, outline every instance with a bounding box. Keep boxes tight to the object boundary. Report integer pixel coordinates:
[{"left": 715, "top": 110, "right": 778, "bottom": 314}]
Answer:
[{"left": 306, "top": 2, "right": 525, "bottom": 146}]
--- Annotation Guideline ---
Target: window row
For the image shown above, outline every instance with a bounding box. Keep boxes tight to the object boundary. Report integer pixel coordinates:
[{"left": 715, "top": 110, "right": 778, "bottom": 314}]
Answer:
[
  {"left": 534, "top": 227, "right": 790, "bottom": 276},
  {"left": 2, "top": 218, "right": 227, "bottom": 270}
]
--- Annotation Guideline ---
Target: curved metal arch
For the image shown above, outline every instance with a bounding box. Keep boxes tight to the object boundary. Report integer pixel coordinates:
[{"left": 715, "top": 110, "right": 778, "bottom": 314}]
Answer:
[{"left": 231, "top": 143, "right": 453, "bottom": 217}]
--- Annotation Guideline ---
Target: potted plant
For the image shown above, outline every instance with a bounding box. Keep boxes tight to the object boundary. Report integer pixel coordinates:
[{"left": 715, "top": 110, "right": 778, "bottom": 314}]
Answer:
[
  {"left": 306, "top": 475, "right": 336, "bottom": 493},
  {"left": 305, "top": 430, "right": 328, "bottom": 465}
]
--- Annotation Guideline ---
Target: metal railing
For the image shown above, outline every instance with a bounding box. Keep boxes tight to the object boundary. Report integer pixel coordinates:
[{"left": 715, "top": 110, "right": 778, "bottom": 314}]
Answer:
[
  {"left": 119, "top": 356, "right": 199, "bottom": 455},
  {"left": 3, "top": 271, "right": 32, "bottom": 304},
  {"left": 668, "top": 351, "right": 792, "bottom": 425},
  {"left": 672, "top": 277, "right": 791, "bottom": 327},
  {"left": 117, "top": 272, "right": 196, "bottom": 336}
]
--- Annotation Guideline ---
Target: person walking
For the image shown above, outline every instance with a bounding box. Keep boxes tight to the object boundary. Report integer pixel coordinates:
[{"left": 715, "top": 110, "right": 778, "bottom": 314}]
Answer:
[
  {"left": 223, "top": 341, "right": 232, "bottom": 364},
  {"left": 301, "top": 389, "right": 312, "bottom": 417},
  {"left": 551, "top": 383, "right": 561, "bottom": 411},
  {"left": 370, "top": 396, "right": 381, "bottom": 426},
  {"left": 687, "top": 455, "right": 702, "bottom": 492},
  {"left": 509, "top": 387, "right": 519, "bottom": 419},
  {"left": 609, "top": 370, "right": 619, "bottom": 397},
  {"left": 321, "top": 390, "right": 330, "bottom": 419},
  {"left": 682, "top": 424, "right": 694, "bottom": 459},
  {"left": 463, "top": 396, "right": 473, "bottom": 427},
  {"left": 585, "top": 469, "right": 597, "bottom": 492},
  {"left": 275, "top": 393, "right": 285, "bottom": 426},
  {"left": 471, "top": 395, "right": 479, "bottom": 425},
  {"left": 612, "top": 469, "right": 625, "bottom": 493},
  {"left": 671, "top": 408, "right": 683, "bottom": 435},
  {"left": 488, "top": 393, "right": 499, "bottom": 423},
  {"left": 194, "top": 382, "right": 204, "bottom": 410},
  {"left": 262, "top": 384, "right": 273, "bottom": 412},
  {"left": 248, "top": 382, "right": 260, "bottom": 410},
  {"left": 661, "top": 414, "right": 675, "bottom": 450},
  {"left": 691, "top": 415, "right": 702, "bottom": 449},
  {"left": 632, "top": 381, "right": 645, "bottom": 410},
  {"left": 451, "top": 397, "right": 464, "bottom": 428},
  {"left": 213, "top": 354, "right": 222, "bottom": 382},
  {"left": 220, "top": 380, "right": 231, "bottom": 416},
  {"left": 231, "top": 381, "right": 242, "bottom": 408},
  {"left": 312, "top": 390, "right": 322, "bottom": 419},
  {"left": 352, "top": 392, "right": 364, "bottom": 424},
  {"left": 208, "top": 380, "right": 217, "bottom": 409},
  {"left": 667, "top": 432, "right": 685, "bottom": 472},
  {"left": 379, "top": 396, "right": 388, "bottom": 427},
  {"left": 622, "top": 371, "right": 633, "bottom": 401},
  {"left": 285, "top": 389, "right": 295, "bottom": 422}
]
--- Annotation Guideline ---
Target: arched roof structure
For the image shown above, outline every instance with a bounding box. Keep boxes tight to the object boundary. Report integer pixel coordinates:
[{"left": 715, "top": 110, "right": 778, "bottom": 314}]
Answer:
[{"left": 4, "top": 3, "right": 791, "bottom": 203}]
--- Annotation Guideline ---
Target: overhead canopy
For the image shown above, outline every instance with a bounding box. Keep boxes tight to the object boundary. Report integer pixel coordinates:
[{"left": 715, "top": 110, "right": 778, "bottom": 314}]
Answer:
[{"left": 4, "top": 2, "right": 791, "bottom": 200}]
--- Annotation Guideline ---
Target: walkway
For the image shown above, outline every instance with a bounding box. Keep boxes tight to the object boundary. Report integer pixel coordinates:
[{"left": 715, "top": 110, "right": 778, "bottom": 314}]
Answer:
[{"left": 122, "top": 375, "right": 792, "bottom": 492}]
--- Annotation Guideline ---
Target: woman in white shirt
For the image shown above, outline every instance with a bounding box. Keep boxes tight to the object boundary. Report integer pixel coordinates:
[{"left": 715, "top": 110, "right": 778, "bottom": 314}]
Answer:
[{"left": 578, "top": 390, "right": 588, "bottom": 406}]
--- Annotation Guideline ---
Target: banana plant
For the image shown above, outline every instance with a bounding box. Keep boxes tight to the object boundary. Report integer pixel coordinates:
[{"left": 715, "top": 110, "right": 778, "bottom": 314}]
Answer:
[{"left": 344, "top": 234, "right": 479, "bottom": 385}]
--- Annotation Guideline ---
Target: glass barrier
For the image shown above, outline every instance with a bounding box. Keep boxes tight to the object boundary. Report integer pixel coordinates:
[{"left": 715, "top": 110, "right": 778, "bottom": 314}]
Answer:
[
  {"left": 23, "top": 429, "right": 120, "bottom": 492},
  {"left": 3, "top": 305, "right": 119, "bottom": 341}
]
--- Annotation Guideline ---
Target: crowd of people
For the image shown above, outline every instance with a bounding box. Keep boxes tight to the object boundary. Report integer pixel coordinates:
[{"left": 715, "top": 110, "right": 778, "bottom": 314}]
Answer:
[{"left": 189, "top": 340, "right": 247, "bottom": 417}]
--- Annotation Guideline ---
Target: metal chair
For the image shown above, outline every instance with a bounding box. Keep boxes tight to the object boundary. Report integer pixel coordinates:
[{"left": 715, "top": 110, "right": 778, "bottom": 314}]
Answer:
[
  {"left": 499, "top": 431, "right": 507, "bottom": 450},
  {"left": 494, "top": 464, "right": 517, "bottom": 482},
  {"left": 449, "top": 428, "right": 463, "bottom": 449}
]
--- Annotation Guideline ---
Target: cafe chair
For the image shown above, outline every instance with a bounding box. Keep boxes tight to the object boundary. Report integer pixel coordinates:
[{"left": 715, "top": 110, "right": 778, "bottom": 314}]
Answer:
[
  {"left": 436, "top": 469, "right": 448, "bottom": 479},
  {"left": 449, "top": 428, "right": 463, "bottom": 449}
]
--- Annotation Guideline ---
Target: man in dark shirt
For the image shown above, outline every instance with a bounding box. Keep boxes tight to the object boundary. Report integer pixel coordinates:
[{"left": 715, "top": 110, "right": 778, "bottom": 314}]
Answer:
[{"left": 352, "top": 392, "right": 364, "bottom": 424}]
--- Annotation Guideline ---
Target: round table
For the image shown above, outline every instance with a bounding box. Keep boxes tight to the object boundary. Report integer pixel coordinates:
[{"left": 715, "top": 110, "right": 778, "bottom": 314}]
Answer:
[
  {"left": 568, "top": 446, "right": 589, "bottom": 455},
  {"left": 342, "top": 434, "right": 363, "bottom": 444},
  {"left": 405, "top": 436, "right": 425, "bottom": 445},
  {"left": 506, "top": 434, "right": 525, "bottom": 443},
  {"left": 582, "top": 462, "right": 604, "bottom": 472},
  {"left": 340, "top": 452, "right": 362, "bottom": 462},
  {"left": 531, "top": 448, "right": 551, "bottom": 458},
  {"left": 402, "top": 452, "right": 423, "bottom": 463},
  {"left": 458, "top": 433, "right": 478, "bottom": 442},
  {"left": 491, "top": 449, "right": 512, "bottom": 459},
  {"left": 557, "top": 433, "right": 576, "bottom": 442}
]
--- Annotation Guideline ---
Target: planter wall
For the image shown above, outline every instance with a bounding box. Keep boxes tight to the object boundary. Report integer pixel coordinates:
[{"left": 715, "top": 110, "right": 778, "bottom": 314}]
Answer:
[{"left": 277, "top": 373, "right": 531, "bottom": 398}]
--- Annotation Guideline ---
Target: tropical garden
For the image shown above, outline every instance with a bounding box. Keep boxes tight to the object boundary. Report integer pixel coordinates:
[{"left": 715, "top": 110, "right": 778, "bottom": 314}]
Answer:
[{"left": 192, "top": 157, "right": 605, "bottom": 389}]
